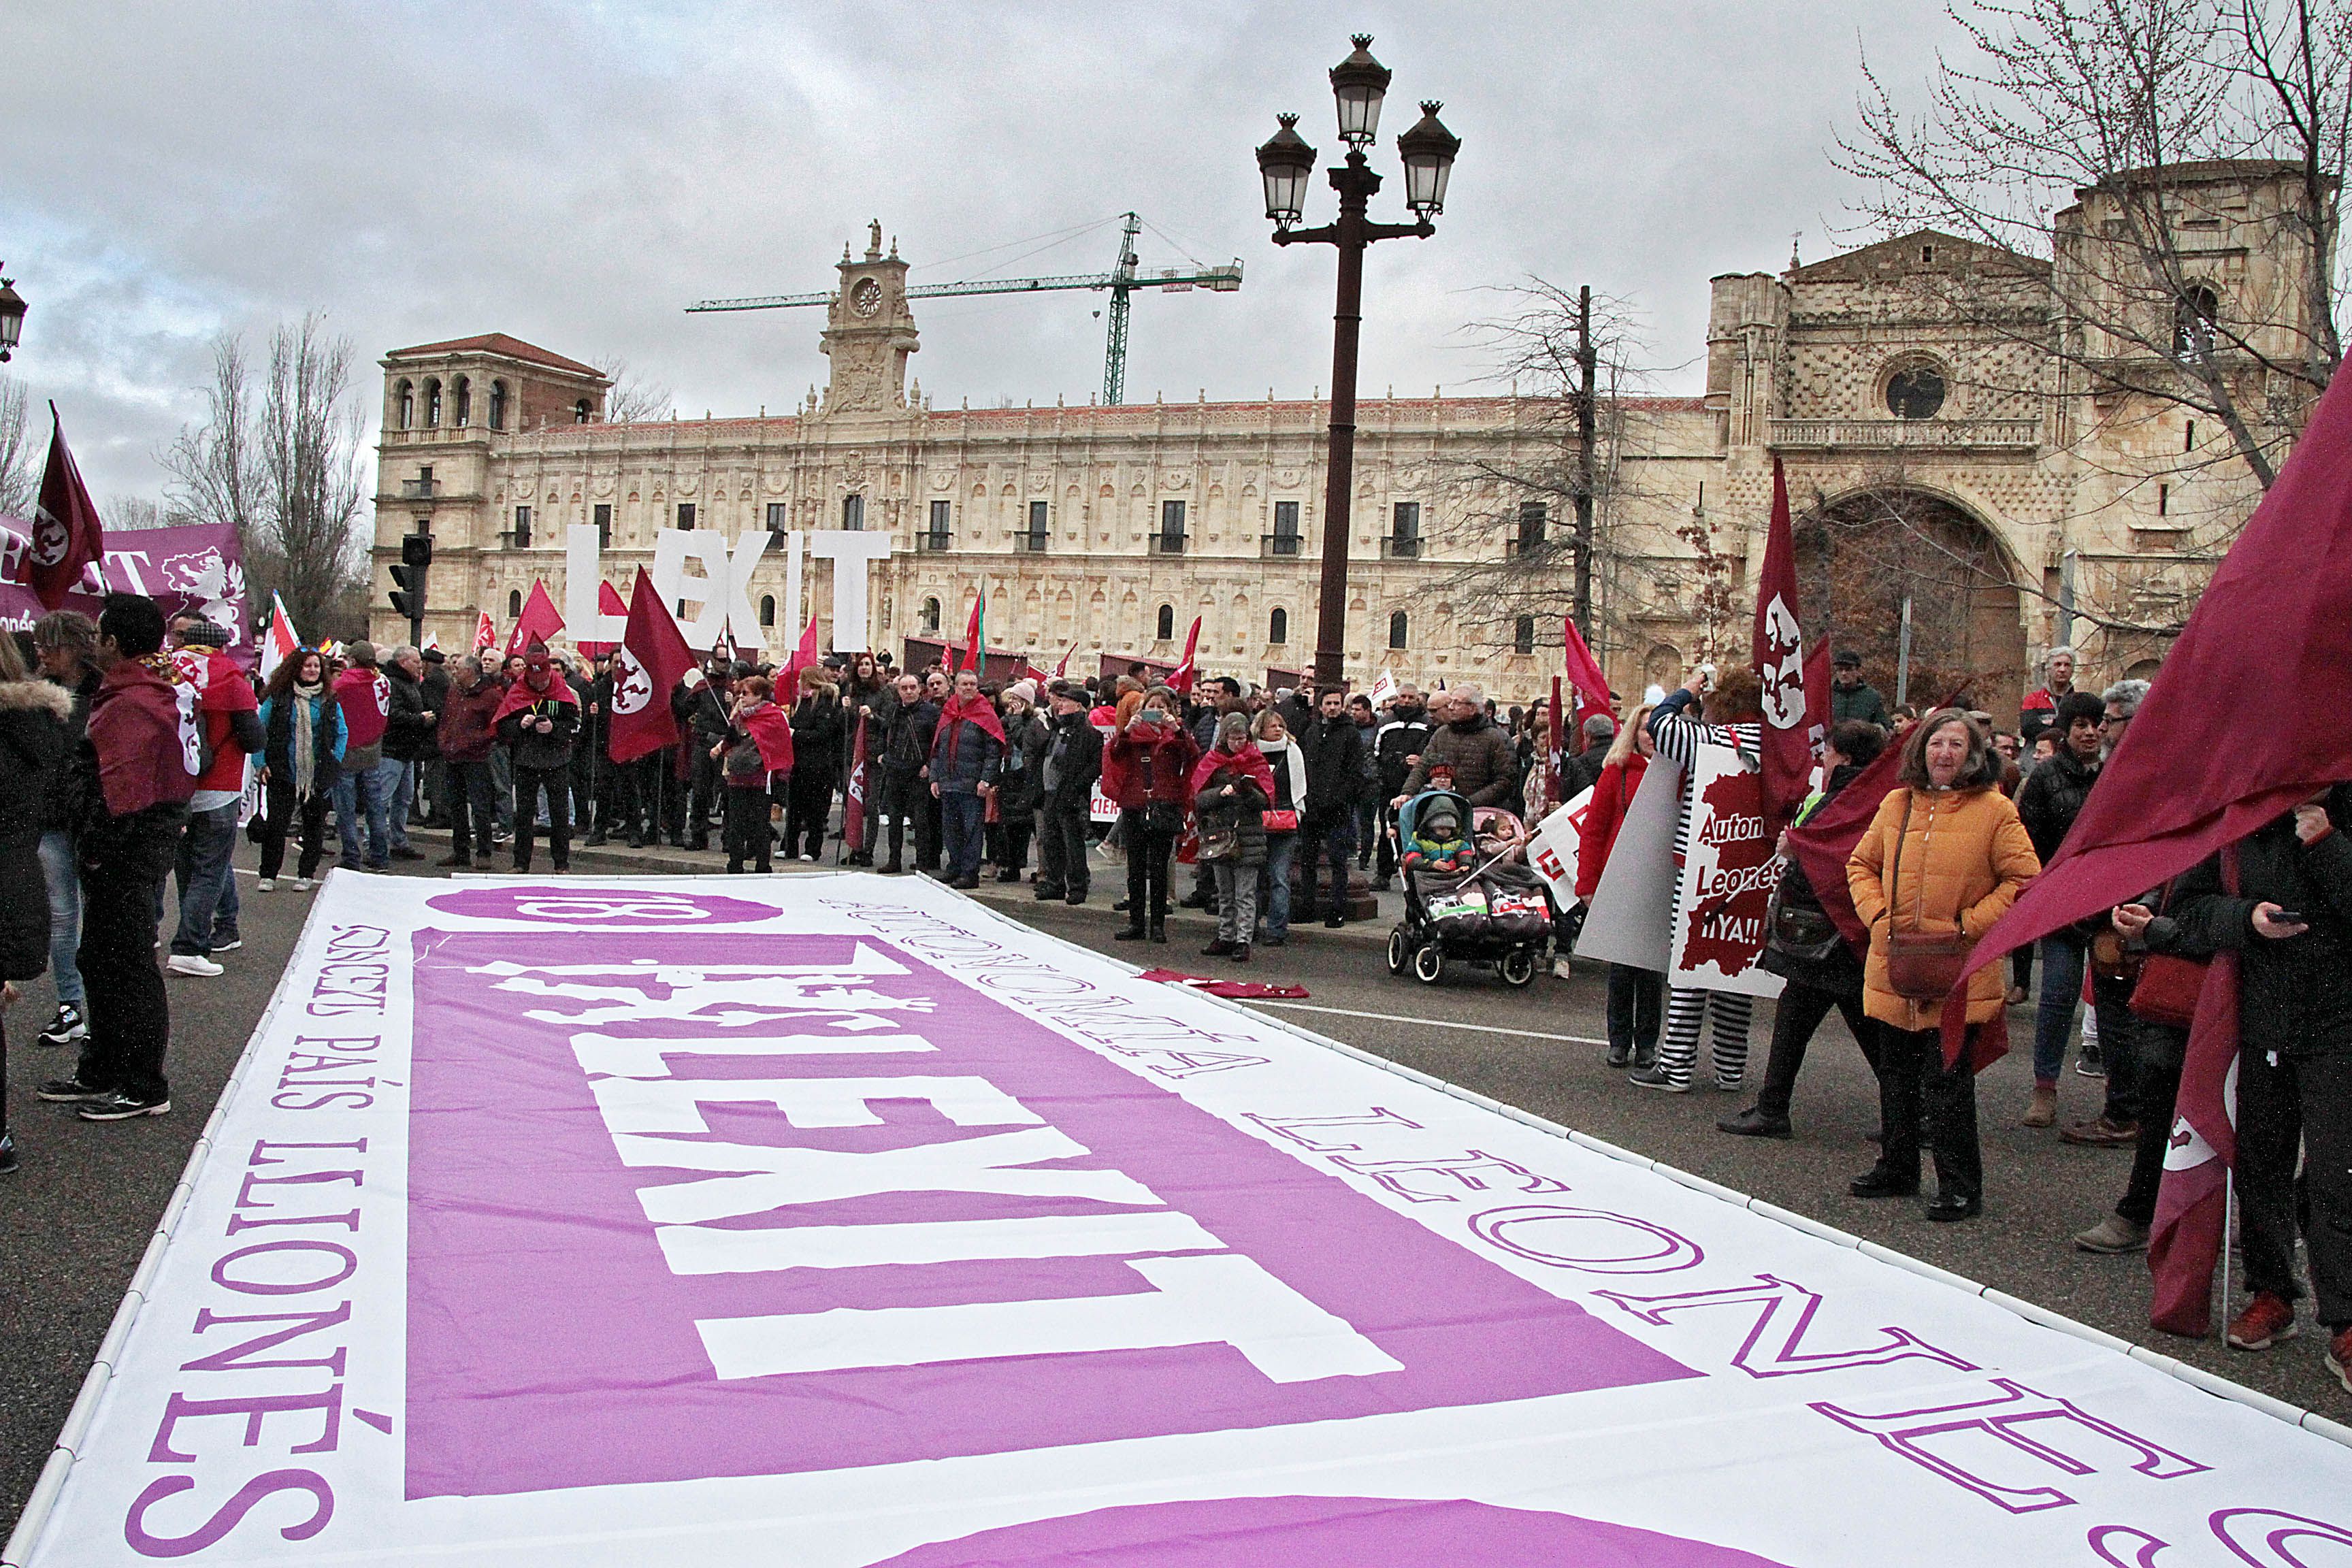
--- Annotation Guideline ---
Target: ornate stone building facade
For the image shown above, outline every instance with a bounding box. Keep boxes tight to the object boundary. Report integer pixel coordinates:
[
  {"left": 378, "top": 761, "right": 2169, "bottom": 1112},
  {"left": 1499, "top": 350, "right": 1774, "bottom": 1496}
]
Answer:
[{"left": 373, "top": 163, "right": 2322, "bottom": 707}]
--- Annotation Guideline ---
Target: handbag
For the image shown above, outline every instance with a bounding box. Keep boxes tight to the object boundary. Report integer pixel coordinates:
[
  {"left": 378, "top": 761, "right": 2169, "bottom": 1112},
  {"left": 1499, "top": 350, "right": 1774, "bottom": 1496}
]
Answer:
[
  {"left": 1145, "top": 800, "right": 1184, "bottom": 836},
  {"left": 1763, "top": 862, "right": 1844, "bottom": 966},
  {"left": 1882, "top": 794, "right": 1973, "bottom": 1000},
  {"left": 1260, "top": 807, "right": 1299, "bottom": 833},
  {"left": 2127, "top": 879, "right": 2209, "bottom": 1028}
]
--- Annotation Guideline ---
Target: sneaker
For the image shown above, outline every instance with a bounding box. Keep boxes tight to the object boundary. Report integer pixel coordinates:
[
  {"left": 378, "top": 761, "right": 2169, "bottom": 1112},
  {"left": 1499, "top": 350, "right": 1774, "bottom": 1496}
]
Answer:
[
  {"left": 38, "top": 1004, "right": 86, "bottom": 1047},
  {"left": 2074, "top": 1214, "right": 2150, "bottom": 1254},
  {"left": 2076, "top": 1044, "right": 2106, "bottom": 1079},
  {"left": 78, "top": 1092, "right": 171, "bottom": 1121},
  {"left": 2330, "top": 1325, "right": 2352, "bottom": 1396},
  {"left": 36, "top": 1077, "right": 110, "bottom": 1102},
  {"left": 255, "top": 877, "right": 276, "bottom": 892},
  {"left": 2226, "top": 1291, "right": 2299, "bottom": 1351},
  {"left": 0, "top": 1132, "right": 16, "bottom": 1174},
  {"left": 1627, "top": 1064, "right": 1690, "bottom": 1093},
  {"left": 1324, "top": 914, "right": 1345, "bottom": 930},
  {"left": 212, "top": 937, "right": 242, "bottom": 953},
  {"left": 2059, "top": 1115, "right": 2138, "bottom": 1147},
  {"left": 165, "top": 953, "right": 225, "bottom": 978},
  {"left": 291, "top": 877, "right": 314, "bottom": 891}
]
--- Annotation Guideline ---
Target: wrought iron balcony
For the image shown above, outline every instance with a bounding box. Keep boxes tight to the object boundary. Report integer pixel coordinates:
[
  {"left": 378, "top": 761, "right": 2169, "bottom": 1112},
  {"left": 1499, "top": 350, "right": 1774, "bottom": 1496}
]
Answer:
[
  {"left": 1262, "top": 532, "right": 1303, "bottom": 558},
  {"left": 1149, "top": 532, "right": 1188, "bottom": 556},
  {"left": 915, "top": 530, "right": 951, "bottom": 553}
]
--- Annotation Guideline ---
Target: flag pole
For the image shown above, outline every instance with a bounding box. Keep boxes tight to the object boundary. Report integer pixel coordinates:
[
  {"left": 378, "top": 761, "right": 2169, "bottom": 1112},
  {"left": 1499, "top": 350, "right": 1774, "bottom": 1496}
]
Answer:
[{"left": 2219, "top": 1171, "right": 2235, "bottom": 1343}]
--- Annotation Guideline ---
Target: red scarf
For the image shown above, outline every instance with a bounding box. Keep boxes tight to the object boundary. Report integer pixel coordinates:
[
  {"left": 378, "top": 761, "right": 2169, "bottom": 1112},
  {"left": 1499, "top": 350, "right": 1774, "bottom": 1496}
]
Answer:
[
  {"left": 1189, "top": 739, "right": 1275, "bottom": 800},
  {"left": 492, "top": 663, "right": 580, "bottom": 726},
  {"left": 938, "top": 692, "right": 1006, "bottom": 744}
]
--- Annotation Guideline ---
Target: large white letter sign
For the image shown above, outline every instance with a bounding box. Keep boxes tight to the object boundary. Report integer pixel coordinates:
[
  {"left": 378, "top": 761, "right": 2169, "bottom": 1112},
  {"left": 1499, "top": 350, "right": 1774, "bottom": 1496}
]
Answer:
[
  {"left": 809, "top": 529, "right": 895, "bottom": 654},
  {"left": 719, "top": 530, "right": 769, "bottom": 653},
  {"left": 652, "top": 529, "right": 736, "bottom": 651},
  {"left": 567, "top": 525, "right": 627, "bottom": 647}
]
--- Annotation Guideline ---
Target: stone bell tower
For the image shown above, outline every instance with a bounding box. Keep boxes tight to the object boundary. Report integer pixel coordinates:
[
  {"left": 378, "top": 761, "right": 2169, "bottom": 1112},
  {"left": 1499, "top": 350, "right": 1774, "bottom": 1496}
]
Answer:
[{"left": 819, "top": 220, "right": 919, "bottom": 416}]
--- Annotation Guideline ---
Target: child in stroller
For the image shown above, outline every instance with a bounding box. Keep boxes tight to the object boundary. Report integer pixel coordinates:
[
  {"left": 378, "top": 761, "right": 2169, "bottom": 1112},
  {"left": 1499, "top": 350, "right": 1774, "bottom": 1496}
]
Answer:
[{"left": 1385, "top": 789, "right": 1551, "bottom": 987}]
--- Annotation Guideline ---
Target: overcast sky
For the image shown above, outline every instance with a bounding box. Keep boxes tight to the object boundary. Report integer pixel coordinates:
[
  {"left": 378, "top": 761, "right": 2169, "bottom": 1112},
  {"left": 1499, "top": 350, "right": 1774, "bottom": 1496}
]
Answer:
[{"left": 2, "top": 1, "right": 1961, "bottom": 506}]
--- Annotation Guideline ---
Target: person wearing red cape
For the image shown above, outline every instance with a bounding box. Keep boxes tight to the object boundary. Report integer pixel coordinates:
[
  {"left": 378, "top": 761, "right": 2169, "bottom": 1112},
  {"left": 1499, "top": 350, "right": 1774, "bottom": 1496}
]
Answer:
[{"left": 491, "top": 645, "right": 579, "bottom": 873}]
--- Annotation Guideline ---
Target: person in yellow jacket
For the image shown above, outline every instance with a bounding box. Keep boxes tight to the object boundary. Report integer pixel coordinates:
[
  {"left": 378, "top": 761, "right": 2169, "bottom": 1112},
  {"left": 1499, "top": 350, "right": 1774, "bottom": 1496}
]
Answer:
[{"left": 1847, "top": 709, "right": 2041, "bottom": 1222}]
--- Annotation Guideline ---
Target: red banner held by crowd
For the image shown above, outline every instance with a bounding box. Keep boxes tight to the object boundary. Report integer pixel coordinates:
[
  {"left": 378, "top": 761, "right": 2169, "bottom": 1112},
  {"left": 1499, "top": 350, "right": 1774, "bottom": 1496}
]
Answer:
[
  {"left": 27, "top": 406, "right": 104, "bottom": 612},
  {"left": 843, "top": 712, "right": 870, "bottom": 855},
  {"left": 608, "top": 569, "right": 698, "bottom": 764},
  {"left": 576, "top": 582, "right": 628, "bottom": 657},
  {"left": 1561, "top": 615, "right": 1611, "bottom": 736},
  {"left": 1752, "top": 457, "right": 1811, "bottom": 833},
  {"left": 506, "top": 580, "right": 566, "bottom": 657}
]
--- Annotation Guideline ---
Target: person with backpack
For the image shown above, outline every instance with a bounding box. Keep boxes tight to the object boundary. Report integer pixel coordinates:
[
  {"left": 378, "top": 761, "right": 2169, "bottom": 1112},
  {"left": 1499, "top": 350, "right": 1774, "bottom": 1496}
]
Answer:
[{"left": 1719, "top": 720, "right": 1887, "bottom": 1139}]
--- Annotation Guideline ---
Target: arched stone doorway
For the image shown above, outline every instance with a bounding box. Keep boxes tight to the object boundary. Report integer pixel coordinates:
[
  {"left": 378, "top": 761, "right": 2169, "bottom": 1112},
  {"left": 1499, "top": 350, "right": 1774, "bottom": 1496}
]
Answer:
[{"left": 1794, "top": 485, "right": 2025, "bottom": 712}]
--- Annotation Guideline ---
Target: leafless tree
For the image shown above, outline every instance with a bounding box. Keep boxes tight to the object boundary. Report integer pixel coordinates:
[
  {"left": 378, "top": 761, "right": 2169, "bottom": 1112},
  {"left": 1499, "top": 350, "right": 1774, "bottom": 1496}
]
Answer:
[
  {"left": 102, "top": 495, "right": 194, "bottom": 531},
  {"left": 594, "top": 357, "right": 673, "bottom": 423},
  {"left": 1432, "top": 282, "right": 1695, "bottom": 669},
  {"left": 1838, "top": 0, "right": 2348, "bottom": 491},
  {"left": 0, "top": 375, "right": 35, "bottom": 519},
  {"left": 166, "top": 316, "right": 369, "bottom": 634}
]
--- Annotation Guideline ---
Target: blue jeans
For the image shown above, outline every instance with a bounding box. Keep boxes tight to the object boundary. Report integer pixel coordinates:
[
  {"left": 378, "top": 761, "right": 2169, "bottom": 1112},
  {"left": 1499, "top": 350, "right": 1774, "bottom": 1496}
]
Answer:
[
  {"left": 335, "top": 763, "right": 391, "bottom": 868},
  {"left": 1299, "top": 815, "right": 1354, "bottom": 921},
  {"left": 172, "top": 800, "right": 242, "bottom": 956},
  {"left": 37, "top": 829, "right": 83, "bottom": 1004},
  {"left": 940, "top": 791, "right": 987, "bottom": 881},
  {"left": 1257, "top": 832, "right": 1296, "bottom": 938},
  {"left": 2032, "top": 933, "right": 2089, "bottom": 1085},
  {"left": 380, "top": 757, "right": 414, "bottom": 850}
]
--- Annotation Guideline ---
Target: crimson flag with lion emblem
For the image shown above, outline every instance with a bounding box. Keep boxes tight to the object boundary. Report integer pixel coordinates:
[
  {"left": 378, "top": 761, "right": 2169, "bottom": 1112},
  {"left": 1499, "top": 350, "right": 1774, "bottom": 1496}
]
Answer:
[{"left": 28, "top": 405, "right": 103, "bottom": 610}]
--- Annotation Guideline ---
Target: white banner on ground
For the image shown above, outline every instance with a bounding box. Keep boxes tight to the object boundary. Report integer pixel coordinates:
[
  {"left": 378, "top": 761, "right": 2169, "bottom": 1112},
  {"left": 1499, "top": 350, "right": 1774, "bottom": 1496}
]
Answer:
[
  {"left": 1667, "top": 742, "right": 1786, "bottom": 1000},
  {"left": 14, "top": 872, "right": 2351, "bottom": 1567},
  {"left": 1571, "top": 757, "right": 1680, "bottom": 970},
  {"left": 1526, "top": 787, "right": 1593, "bottom": 909}
]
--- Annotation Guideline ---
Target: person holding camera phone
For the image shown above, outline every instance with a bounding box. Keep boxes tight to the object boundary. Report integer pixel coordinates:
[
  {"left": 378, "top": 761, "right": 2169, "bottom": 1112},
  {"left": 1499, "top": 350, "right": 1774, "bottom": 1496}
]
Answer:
[{"left": 1104, "top": 686, "right": 1198, "bottom": 943}]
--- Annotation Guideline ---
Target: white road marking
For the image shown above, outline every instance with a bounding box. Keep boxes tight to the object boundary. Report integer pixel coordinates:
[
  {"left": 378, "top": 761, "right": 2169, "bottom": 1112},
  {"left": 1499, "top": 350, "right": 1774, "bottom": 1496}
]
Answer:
[{"left": 1245, "top": 999, "right": 1609, "bottom": 1047}]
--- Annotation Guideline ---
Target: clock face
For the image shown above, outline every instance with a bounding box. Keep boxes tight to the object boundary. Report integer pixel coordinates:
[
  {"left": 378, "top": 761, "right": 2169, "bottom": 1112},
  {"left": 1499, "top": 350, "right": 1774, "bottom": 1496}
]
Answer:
[{"left": 851, "top": 278, "right": 883, "bottom": 318}]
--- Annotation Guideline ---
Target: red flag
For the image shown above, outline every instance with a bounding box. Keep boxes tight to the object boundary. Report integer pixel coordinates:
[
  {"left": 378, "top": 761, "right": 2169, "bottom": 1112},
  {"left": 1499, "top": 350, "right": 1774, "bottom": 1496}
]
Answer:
[
  {"left": 27, "top": 406, "right": 104, "bottom": 611},
  {"left": 1561, "top": 616, "right": 1611, "bottom": 736},
  {"left": 740, "top": 701, "right": 796, "bottom": 774},
  {"left": 1547, "top": 674, "right": 1566, "bottom": 810},
  {"left": 1051, "top": 640, "right": 1077, "bottom": 679},
  {"left": 576, "top": 582, "right": 627, "bottom": 657},
  {"left": 777, "top": 616, "right": 821, "bottom": 703},
  {"left": 1947, "top": 358, "right": 2352, "bottom": 1030},
  {"left": 506, "top": 580, "right": 565, "bottom": 657},
  {"left": 473, "top": 610, "right": 495, "bottom": 653},
  {"left": 843, "top": 712, "right": 870, "bottom": 854},
  {"left": 1169, "top": 615, "right": 1203, "bottom": 697},
  {"left": 955, "top": 593, "right": 984, "bottom": 674},
  {"left": 1801, "top": 639, "right": 1833, "bottom": 760},
  {"left": 608, "top": 569, "right": 700, "bottom": 764},
  {"left": 2149, "top": 851, "right": 2242, "bottom": 1336},
  {"left": 1752, "top": 457, "right": 1812, "bottom": 834}
]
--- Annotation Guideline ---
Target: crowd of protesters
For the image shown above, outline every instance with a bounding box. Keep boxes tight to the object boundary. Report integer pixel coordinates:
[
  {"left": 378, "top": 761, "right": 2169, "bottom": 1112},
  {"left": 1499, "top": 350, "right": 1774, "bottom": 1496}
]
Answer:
[{"left": 1, "top": 606, "right": 2340, "bottom": 1401}]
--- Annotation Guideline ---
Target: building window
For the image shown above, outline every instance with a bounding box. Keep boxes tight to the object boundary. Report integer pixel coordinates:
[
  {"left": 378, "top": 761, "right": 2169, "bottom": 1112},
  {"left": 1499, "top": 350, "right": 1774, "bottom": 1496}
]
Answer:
[
  {"left": 2174, "top": 284, "right": 2221, "bottom": 360},
  {"left": 843, "top": 494, "right": 865, "bottom": 530},
  {"left": 676, "top": 503, "right": 695, "bottom": 531},
  {"left": 1514, "top": 615, "right": 1536, "bottom": 654},
  {"left": 396, "top": 380, "right": 414, "bottom": 429},
  {"left": 1271, "top": 500, "right": 1300, "bottom": 555},
  {"left": 507, "top": 589, "right": 521, "bottom": 619},
  {"left": 593, "top": 504, "right": 612, "bottom": 549},
  {"left": 2158, "top": 483, "right": 2170, "bottom": 517},
  {"left": 453, "top": 376, "right": 472, "bottom": 427},
  {"left": 1022, "top": 500, "right": 1049, "bottom": 552},
  {"left": 1270, "top": 607, "right": 1288, "bottom": 644},
  {"left": 1885, "top": 363, "right": 1945, "bottom": 420},
  {"left": 1388, "top": 501, "right": 1420, "bottom": 558},
  {"left": 918, "top": 499, "right": 949, "bottom": 552},
  {"left": 1517, "top": 500, "right": 1546, "bottom": 553},
  {"left": 1389, "top": 610, "right": 1409, "bottom": 649},
  {"left": 764, "top": 502, "right": 790, "bottom": 547},
  {"left": 921, "top": 596, "right": 941, "bottom": 633},
  {"left": 488, "top": 380, "right": 507, "bottom": 429},
  {"left": 760, "top": 594, "right": 776, "bottom": 627},
  {"left": 512, "top": 506, "right": 532, "bottom": 549},
  {"left": 1157, "top": 500, "right": 1186, "bottom": 555},
  {"left": 574, "top": 399, "right": 593, "bottom": 423},
  {"left": 1156, "top": 604, "right": 1175, "bottom": 642},
  {"left": 425, "top": 379, "right": 442, "bottom": 427}
]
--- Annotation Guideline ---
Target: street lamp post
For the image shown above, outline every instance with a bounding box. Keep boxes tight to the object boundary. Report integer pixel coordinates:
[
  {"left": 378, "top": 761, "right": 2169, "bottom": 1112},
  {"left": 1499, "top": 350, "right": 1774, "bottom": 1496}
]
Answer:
[
  {"left": 1257, "top": 36, "right": 1458, "bottom": 688},
  {"left": 0, "top": 266, "right": 26, "bottom": 363}
]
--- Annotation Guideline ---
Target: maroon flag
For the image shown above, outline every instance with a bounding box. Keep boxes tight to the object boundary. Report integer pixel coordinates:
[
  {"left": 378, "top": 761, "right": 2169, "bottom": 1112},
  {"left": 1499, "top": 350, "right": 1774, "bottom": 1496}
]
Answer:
[
  {"left": 608, "top": 569, "right": 699, "bottom": 764},
  {"left": 28, "top": 406, "right": 103, "bottom": 610},
  {"left": 1801, "top": 639, "right": 1833, "bottom": 760},
  {"left": 2148, "top": 851, "right": 2242, "bottom": 1336},
  {"left": 843, "top": 712, "right": 870, "bottom": 855},
  {"left": 506, "top": 580, "right": 565, "bottom": 658},
  {"left": 1752, "top": 457, "right": 1811, "bottom": 832},
  {"left": 1169, "top": 615, "right": 1203, "bottom": 697},
  {"left": 740, "top": 701, "right": 796, "bottom": 774},
  {"left": 1561, "top": 616, "right": 1612, "bottom": 736},
  {"left": 576, "top": 582, "right": 628, "bottom": 657}
]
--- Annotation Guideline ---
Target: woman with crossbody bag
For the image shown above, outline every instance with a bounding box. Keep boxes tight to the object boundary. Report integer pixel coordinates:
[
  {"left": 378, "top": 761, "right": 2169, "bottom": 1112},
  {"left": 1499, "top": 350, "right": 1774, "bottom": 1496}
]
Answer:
[{"left": 1846, "top": 710, "right": 2041, "bottom": 1221}]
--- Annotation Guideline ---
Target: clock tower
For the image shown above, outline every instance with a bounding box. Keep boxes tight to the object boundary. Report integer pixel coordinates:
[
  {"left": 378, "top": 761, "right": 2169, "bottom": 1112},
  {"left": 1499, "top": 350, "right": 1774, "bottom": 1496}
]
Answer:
[{"left": 820, "top": 220, "right": 919, "bottom": 416}]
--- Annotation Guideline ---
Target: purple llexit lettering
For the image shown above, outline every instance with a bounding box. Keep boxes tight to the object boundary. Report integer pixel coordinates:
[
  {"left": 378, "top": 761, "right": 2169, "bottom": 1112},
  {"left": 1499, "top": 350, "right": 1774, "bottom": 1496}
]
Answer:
[{"left": 404, "top": 932, "right": 1692, "bottom": 1497}]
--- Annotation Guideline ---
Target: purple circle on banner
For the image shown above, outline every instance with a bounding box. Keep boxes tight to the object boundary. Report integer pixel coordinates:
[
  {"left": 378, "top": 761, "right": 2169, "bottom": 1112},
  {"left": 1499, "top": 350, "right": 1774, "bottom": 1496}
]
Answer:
[
  {"left": 423, "top": 885, "right": 778, "bottom": 925},
  {"left": 865, "top": 1496, "right": 1795, "bottom": 1567}
]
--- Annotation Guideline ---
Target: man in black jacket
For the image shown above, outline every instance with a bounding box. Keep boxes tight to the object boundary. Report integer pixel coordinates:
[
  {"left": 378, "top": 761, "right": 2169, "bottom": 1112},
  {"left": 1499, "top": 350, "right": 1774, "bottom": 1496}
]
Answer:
[
  {"left": 2169, "top": 783, "right": 2352, "bottom": 1379},
  {"left": 2014, "top": 689, "right": 2108, "bottom": 1122},
  {"left": 382, "top": 647, "right": 437, "bottom": 861},
  {"left": 877, "top": 672, "right": 940, "bottom": 874},
  {"left": 671, "top": 663, "right": 732, "bottom": 850},
  {"left": 1034, "top": 681, "right": 1104, "bottom": 905},
  {"left": 1371, "top": 687, "right": 1433, "bottom": 889},
  {"left": 1296, "top": 688, "right": 1365, "bottom": 928},
  {"left": 497, "top": 652, "right": 580, "bottom": 873},
  {"left": 418, "top": 647, "right": 451, "bottom": 826}
]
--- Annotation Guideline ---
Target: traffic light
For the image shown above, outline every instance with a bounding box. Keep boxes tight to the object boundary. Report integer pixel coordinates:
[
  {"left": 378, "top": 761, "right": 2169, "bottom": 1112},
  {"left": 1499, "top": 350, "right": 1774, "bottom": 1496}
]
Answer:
[{"left": 390, "top": 532, "right": 430, "bottom": 640}]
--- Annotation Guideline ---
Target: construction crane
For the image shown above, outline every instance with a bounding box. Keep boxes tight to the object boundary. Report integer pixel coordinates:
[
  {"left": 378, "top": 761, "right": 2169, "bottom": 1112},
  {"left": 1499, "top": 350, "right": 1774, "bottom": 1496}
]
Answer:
[{"left": 685, "top": 213, "right": 1241, "bottom": 406}]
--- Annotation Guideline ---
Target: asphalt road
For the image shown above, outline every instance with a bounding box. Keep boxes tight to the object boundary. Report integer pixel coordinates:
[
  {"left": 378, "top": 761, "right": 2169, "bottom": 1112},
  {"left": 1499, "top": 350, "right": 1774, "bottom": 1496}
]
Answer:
[{"left": 5, "top": 843, "right": 2343, "bottom": 1537}]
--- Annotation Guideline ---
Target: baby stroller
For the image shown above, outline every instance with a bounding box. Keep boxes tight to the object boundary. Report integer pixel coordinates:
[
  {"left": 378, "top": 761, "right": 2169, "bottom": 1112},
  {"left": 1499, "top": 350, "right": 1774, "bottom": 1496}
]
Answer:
[{"left": 1384, "top": 789, "right": 1552, "bottom": 987}]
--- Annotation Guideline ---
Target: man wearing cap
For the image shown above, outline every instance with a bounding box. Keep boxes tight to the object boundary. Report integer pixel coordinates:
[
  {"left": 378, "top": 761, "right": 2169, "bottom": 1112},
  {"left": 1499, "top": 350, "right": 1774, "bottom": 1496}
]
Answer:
[
  {"left": 1829, "top": 650, "right": 1893, "bottom": 730},
  {"left": 163, "top": 615, "right": 262, "bottom": 977},
  {"left": 1034, "top": 679, "right": 1102, "bottom": 905},
  {"left": 332, "top": 640, "right": 395, "bottom": 870}
]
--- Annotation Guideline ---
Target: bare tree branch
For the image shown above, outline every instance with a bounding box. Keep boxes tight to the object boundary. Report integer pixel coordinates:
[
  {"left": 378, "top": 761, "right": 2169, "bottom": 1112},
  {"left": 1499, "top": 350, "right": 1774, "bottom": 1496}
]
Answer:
[
  {"left": 0, "top": 376, "right": 34, "bottom": 519},
  {"left": 593, "top": 357, "right": 674, "bottom": 424}
]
